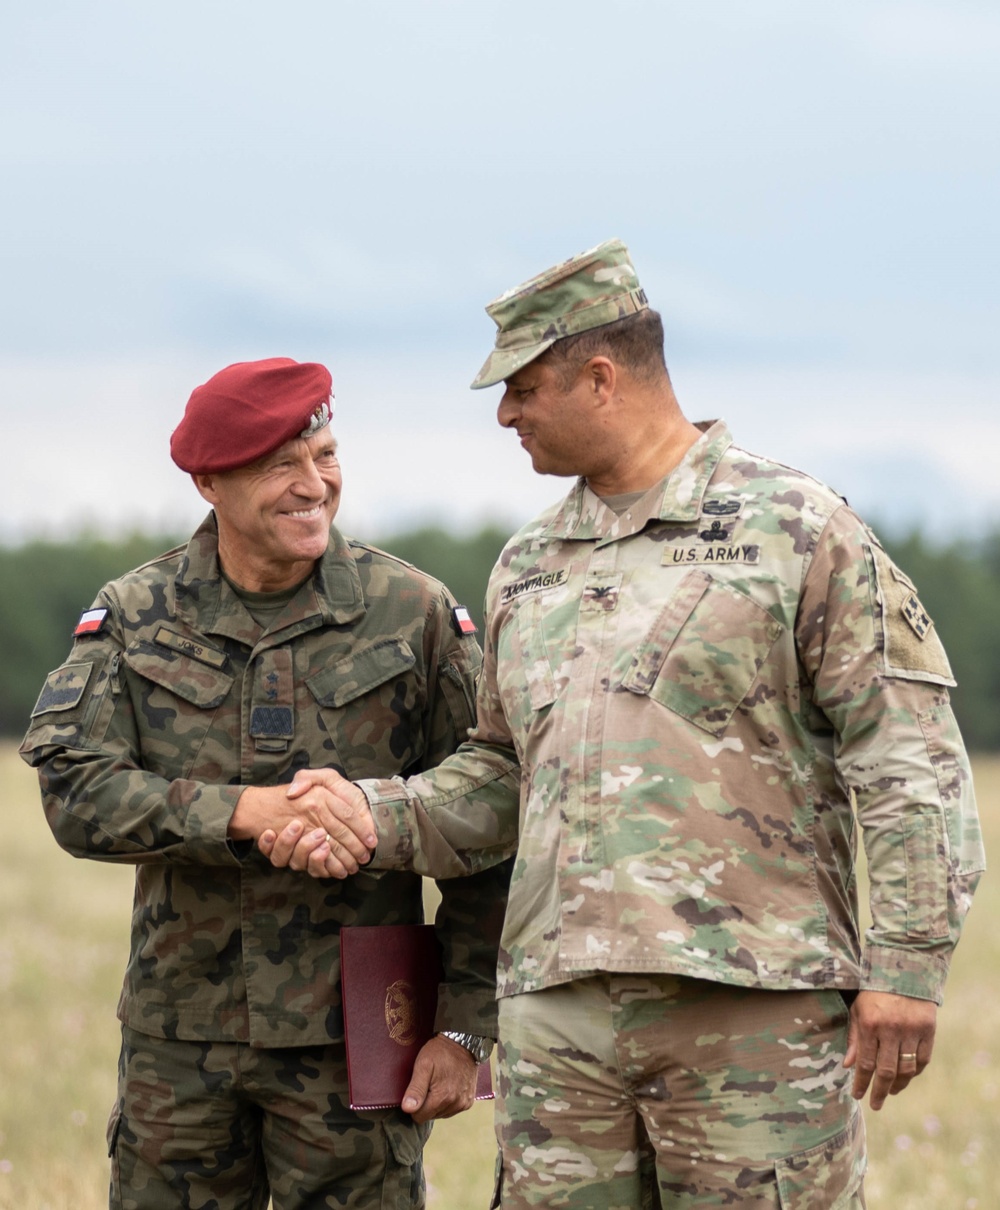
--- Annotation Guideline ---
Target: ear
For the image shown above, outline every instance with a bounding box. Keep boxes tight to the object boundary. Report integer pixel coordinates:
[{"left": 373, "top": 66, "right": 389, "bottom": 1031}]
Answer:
[
  {"left": 585, "top": 356, "right": 617, "bottom": 405},
  {"left": 191, "top": 472, "right": 221, "bottom": 506}
]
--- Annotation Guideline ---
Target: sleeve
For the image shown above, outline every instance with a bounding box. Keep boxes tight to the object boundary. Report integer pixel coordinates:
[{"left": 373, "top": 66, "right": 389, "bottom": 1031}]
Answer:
[
  {"left": 797, "top": 506, "right": 985, "bottom": 1004},
  {"left": 414, "top": 584, "right": 516, "bottom": 1036},
  {"left": 18, "top": 587, "right": 244, "bottom": 866},
  {"left": 359, "top": 577, "right": 521, "bottom": 881}
]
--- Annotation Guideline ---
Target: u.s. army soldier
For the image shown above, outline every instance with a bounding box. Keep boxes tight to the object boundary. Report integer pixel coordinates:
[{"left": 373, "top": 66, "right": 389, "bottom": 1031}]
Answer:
[
  {"left": 20, "top": 357, "right": 512, "bottom": 1210},
  {"left": 263, "top": 246, "right": 984, "bottom": 1208}
]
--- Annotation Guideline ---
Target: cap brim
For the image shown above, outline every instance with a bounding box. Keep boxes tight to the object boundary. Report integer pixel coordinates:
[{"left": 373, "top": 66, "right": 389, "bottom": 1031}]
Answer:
[{"left": 469, "top": 338, "right": 558, "bottom": 390}]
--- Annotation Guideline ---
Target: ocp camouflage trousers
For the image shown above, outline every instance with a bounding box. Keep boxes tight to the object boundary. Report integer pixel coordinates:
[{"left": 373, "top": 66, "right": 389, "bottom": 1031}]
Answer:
[
  {"left": 493, "top": 975, "right": 866, "bottom": 1209},
  {"left": 107, "top": 1026, "right": 430, "bottom": 1210}
]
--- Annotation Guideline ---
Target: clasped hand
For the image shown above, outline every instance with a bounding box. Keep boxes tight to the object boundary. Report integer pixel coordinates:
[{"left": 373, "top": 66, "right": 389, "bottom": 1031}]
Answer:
[{"left": 256, "top": 768, "right": 377, "bottom": 879}]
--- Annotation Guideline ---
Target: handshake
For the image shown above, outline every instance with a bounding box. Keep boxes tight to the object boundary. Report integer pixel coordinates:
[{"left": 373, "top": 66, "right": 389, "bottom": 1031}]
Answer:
[{"left": 246, "top": 768, "right": 378, "bottom": 880}]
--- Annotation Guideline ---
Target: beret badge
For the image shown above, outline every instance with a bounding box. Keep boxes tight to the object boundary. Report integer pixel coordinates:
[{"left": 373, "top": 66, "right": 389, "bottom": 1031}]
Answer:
[{"left": 301, "top": 396, "right": 335, "bottom": 438}]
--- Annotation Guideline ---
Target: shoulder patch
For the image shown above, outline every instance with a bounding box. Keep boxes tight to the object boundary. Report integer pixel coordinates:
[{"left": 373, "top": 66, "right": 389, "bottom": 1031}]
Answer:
[
  {"left": 870, "top": 546, "right": 954, "bottom": 685},
  {"left": 73, "top": 608, "right": 109, "bottom": 637},
  {"left": 451, "top": 605, "right": 478, "bottom": 636},
  {"left": 31, "top": 662, "right": 93, "bottom": 716}
]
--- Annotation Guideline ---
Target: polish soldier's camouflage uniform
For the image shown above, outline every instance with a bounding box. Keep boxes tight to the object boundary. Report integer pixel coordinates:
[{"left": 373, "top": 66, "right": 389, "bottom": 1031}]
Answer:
[
  {"left": 21, "top": 514, "right": 509, "bottom": 1208},
  {"left": 354, "top": 241, "right": 985, "bottom": 1207}
]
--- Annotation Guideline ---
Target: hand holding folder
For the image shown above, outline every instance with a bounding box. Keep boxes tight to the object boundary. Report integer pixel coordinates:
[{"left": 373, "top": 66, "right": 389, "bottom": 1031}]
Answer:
[{"left": 340, "top": 924, "right": 494, "bottom": 1112}]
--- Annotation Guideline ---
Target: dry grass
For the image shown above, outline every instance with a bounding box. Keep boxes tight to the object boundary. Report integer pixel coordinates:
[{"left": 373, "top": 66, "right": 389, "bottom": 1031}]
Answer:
[{"left": 1, "top": 744, "right": 996, "bottom": 1209}]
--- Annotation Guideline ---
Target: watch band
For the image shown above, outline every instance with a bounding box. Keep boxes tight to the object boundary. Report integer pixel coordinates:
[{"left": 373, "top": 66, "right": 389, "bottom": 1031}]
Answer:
[{"left": 439, "top": 1030, "right": 494, "bottom": 1065}]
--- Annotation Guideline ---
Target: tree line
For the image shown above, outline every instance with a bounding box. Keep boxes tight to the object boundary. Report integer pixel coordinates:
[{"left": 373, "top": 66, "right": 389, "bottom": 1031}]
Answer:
[{"left": 2, "top": 522, "right": 998, "bottom": 750}]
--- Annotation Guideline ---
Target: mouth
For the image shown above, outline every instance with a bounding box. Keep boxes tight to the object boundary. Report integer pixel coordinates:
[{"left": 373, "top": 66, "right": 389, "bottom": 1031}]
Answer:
[{"left": 284, "top": 504, "right": 324, "bottom": 520}]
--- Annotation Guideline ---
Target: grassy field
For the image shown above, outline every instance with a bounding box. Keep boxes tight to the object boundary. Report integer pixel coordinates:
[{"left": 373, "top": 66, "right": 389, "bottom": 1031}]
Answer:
[{"left": 0, "top": 744, "right": 995, "bottom": 1209}]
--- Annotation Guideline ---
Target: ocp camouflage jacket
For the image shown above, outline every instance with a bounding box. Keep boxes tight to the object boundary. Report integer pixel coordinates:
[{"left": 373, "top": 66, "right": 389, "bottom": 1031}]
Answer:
[
  {"left": 362, "top": 421, "right": 984, "bottom": 1006},
  {"left": 21, "top": 515, "right": 510, "bottom": 1047}
]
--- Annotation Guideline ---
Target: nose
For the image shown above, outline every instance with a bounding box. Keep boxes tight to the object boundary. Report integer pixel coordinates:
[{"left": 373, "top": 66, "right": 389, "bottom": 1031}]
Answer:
[
  {"left": 497, "top": 390, "right": 519, "bottom": 429},
  {"left": 292, "top": 456, "right": 327, "bottom": 498}
]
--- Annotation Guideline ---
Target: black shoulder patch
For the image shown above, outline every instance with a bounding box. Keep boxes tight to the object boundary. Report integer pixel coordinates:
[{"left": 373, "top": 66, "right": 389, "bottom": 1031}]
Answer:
[{"left": 31, "top": 662, "right": 93, "bottom": 716}]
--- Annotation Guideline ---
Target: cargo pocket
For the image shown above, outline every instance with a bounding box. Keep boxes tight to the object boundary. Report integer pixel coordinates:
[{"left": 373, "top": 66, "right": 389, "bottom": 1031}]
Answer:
[
  {"left": 495, "top": 594, "right": 558, "bottom": 748},
  {"left": 775, "top": 1108, "right": 866, "bottom": 1208},
  {"left": 380, "top": 1113, "right": 430, "bottom": 1208},
  {"left": 106, "top": 1105, "right": 123, "bottom": 1209},
  {"left": 622, "top": 570, "right": 783, "bottom": 735},
  {"left": 490, "top": 1149, "right": 504, "bottom": 1208}
]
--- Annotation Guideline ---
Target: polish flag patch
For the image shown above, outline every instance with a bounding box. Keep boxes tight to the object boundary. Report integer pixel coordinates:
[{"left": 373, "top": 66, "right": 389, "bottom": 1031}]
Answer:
[
  {"left": 451, "top": 606, "right": 477, "bottom": 636},
  {"left": 73, "top": 608, "right": 109, "bottom": 637}
]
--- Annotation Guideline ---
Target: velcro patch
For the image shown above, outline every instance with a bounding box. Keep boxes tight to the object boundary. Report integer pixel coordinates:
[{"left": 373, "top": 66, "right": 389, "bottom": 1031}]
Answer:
[
  {"left": 499, "top": 569, "right": 567, "bottom": 604},
  {"left": 153, "top": 626, "right": 228, "bottom": 669},
  {"left": 581, "top": 574, "right": 622, "bottom": 613},
  {"left": 664, "top": 544, "right": 760, "bottom": 566},
  {"left": 250, "top": 705, "right": 294, "bottom": 739},
  {"left": 702, "top": 498, "right": 743, "bottom": 518},
  {"left": 31, "top": 662, "right": 93, "bottom": 716},
  {"left": 451, "top": 606, "right": 477, "bottom": 636},
  {"left": 73, "top": 608, "right": 108, "bottom": 637},
  {"left": 870, "top": 545, "right": 954, "bottom": 685}
]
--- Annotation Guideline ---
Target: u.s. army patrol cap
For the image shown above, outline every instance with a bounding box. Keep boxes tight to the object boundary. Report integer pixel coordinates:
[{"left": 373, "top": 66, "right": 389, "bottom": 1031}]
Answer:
[
  {"left": 170, "top": 357, "right": 335, "bottom": 473},
  {"left": 470, "top": 238, "right": 649, "bottom": 390}
]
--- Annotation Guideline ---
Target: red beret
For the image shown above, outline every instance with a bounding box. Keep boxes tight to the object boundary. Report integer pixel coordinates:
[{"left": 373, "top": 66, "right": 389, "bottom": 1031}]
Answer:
[{"left": 170, "top": 358, "right": 334, "bottom": 473}]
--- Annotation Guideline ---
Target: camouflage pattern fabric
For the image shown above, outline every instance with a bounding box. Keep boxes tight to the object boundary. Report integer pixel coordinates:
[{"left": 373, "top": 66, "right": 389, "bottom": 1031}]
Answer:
[
  {"left": 492, "top": 975, "right": 866, "bottom": 1209},
  {"left": 362, "top": 419, "right": 983, "bottom": 1007},
  {"left": 20, "top": 513, "right": 511, "bottom": 1048},
  {"left": 471, "top": 238, "right": 649, "bottom": 389},
  {"left": 109, "top": 1025, "right": 429, "bottom": 1209}
]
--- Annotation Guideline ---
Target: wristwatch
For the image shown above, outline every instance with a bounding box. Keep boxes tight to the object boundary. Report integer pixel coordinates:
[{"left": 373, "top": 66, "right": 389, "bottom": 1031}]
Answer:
[{"left": 439, "top": 1030, "right": 494, "bottom": 1065}]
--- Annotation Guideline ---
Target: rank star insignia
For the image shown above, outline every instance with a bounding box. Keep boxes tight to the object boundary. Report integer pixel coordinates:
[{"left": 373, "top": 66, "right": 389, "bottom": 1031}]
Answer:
[
  {"left": 451, "top": 606, "right": 477, "bottom": 636},
  {"left": 902, "top": 593, "right": 932, "bottom": 639}
]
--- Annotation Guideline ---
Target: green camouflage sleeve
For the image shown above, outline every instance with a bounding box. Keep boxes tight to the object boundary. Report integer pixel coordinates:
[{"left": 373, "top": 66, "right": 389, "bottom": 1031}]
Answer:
[
  {"left": 798, "top": 507, "right": 985, "bottom": 1003},
  {"left": 418, "top": 586, "right": 516, "bottom": 1036},
  {"left": 19, "top": 587, "right": 243, "bottom": 865}
]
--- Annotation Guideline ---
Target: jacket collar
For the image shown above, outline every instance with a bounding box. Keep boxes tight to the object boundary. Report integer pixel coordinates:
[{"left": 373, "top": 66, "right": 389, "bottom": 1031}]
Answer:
[
  {"left": 541, "top": 420, "right": 733, "bottom": 542},
  {"left": 174, "top": 513, "right": 366, "bottom": 642}
]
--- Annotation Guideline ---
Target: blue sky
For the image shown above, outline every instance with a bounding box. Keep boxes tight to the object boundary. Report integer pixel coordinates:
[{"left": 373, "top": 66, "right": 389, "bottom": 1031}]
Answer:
[{"left": 2, "top": 0, "right": 998, "bottom": 542}]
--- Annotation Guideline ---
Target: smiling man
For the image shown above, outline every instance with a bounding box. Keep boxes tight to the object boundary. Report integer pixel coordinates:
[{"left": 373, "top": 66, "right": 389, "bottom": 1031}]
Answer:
[
  {"left": 263, "top": 246, "right": 984, "bottom": 1208},
  {"left": 20, "top": 358, "right": 512, "bottom": 1210}
]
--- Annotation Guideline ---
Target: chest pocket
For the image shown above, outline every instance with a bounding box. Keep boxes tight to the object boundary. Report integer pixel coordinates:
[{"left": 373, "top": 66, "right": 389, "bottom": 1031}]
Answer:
[
  {"left": 123, "top": 640, "right": 235, "bottom": 777},
  {"left": 495, "top": 592, "right": 558, "bottom": 737},
  {"left": 305, "top": 639, "right": 422, "bottom": 778},
  {"left": 621, "top": 569, "right": 783, "bottom": 736}
]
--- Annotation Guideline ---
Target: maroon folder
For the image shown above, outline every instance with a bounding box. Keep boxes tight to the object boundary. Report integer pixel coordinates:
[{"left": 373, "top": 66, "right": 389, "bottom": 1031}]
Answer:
[{"left": 340, "top": 923, "right": 494, "bottom": 1111}]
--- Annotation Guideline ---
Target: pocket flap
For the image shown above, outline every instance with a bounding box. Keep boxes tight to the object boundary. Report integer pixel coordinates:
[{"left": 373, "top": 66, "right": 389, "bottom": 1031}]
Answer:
[
  {"left": 124, "top": 640, "right": 234, "bottom": 709},
  {"left": 775, "top": 1108, "right": 866, "bottom": 1208},
  {"left": 307, "top": 639, "right": 416, "bottom": 708}
]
